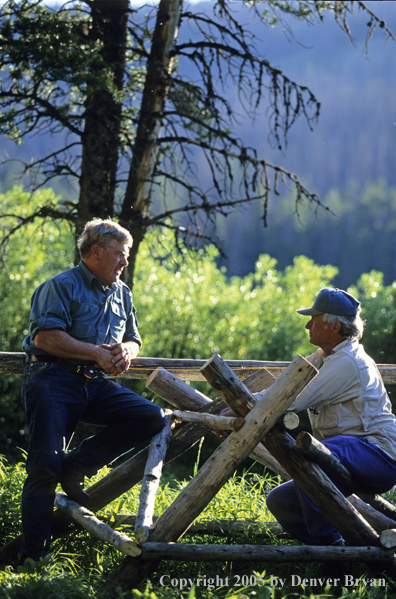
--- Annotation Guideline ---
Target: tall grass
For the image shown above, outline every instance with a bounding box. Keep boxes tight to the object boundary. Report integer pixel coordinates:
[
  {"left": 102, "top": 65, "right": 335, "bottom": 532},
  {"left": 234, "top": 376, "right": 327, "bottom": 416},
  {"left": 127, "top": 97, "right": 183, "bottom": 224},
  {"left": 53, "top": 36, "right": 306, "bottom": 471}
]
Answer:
[{"left": 0, "top": 455, "right": 395, "bottom": 599}]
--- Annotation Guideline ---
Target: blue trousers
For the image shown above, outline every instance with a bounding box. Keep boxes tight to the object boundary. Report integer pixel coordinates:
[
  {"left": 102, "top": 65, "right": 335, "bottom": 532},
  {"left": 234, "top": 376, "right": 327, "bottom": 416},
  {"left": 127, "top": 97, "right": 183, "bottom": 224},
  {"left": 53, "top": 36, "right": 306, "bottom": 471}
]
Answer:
[
  {"left": 20, "top": 360, "right": 165, "bottom": 559},
  {"left": 266, "top": 435, "right": 396, "bottom": 545}
]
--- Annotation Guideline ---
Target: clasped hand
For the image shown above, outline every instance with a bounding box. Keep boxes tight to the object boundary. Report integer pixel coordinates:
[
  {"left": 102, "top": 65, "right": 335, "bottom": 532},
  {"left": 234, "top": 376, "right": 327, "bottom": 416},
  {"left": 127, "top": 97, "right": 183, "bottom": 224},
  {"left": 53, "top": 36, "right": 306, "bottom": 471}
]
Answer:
[{"left": 98, "top": 343, "right": 131, "bottom": 375}]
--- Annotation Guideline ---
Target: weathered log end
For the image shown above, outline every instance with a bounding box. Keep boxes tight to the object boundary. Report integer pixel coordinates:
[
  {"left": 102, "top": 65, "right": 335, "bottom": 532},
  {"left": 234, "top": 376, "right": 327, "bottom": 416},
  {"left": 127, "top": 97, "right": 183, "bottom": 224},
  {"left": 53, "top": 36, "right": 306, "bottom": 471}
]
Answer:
[
  {"left": 120, "top": 541, "right": 142, "bottom": 557},
  {"left": 135, "top": 527, "right": 149, "bottom": 544},
  {"left": 380, "top": 528, "right": 396, "bottom": 549},
  {"left": 145, "top": 366, "right": 164, "bottom": 388}
]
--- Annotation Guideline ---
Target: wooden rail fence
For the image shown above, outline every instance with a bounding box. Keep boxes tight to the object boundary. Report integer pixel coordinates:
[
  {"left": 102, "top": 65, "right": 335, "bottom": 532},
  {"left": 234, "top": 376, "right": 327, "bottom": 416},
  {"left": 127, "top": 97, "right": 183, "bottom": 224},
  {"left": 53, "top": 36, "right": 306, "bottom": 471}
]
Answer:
[
  {"left": 3, "top": 350, "right": 396, "bottom": 596},
  {"left": 2, "top": 351, "right": 396, "bottom": 384}
]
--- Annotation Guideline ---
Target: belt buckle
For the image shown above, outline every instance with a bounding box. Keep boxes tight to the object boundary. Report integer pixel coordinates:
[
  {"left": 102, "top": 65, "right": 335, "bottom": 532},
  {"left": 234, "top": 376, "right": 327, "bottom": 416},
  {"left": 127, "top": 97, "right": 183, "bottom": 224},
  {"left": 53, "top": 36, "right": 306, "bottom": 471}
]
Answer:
[{"left": 81, "top": 365, "right": 102, "bottom": 379}]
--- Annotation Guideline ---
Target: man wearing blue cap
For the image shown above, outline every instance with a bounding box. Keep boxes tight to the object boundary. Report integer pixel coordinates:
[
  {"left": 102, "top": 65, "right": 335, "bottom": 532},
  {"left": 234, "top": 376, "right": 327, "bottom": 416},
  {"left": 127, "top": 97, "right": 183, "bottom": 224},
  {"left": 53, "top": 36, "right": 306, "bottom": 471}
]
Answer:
[{"left": 266, "top": 288, "right": 396, "bottom": 546}]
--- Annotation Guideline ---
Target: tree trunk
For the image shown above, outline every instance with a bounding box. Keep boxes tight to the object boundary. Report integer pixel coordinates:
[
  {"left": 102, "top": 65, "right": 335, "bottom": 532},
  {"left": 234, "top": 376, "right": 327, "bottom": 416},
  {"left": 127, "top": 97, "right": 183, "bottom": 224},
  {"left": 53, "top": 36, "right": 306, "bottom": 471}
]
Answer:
[
  {"left": 121, "top": 0, "right": 183, "bottom": 286},
  {"left": 77, "top": 0, "right": 129, "bottom": 241}
]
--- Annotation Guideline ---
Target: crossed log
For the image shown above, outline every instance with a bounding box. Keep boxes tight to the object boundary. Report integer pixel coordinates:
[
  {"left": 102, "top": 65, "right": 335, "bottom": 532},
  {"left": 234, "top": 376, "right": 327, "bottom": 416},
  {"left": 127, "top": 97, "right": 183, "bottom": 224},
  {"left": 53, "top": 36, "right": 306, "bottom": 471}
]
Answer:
[
  {"left": 101, "top": 354, "right": 317, "bottom": 593},
  {"left": 3, "top": 352, "right": 396, "bottom": 595},
  {"left": 102, "top": 355, "right": 396, "bottom": 593},
  {"left": 0, "top": 359, "right": 282, "bottom": 563}
]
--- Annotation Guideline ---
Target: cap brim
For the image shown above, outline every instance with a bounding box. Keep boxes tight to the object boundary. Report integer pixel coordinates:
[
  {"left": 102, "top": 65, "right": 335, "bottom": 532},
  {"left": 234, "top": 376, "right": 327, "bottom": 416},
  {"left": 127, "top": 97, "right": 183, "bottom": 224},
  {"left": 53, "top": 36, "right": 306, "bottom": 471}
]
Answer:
[{"left": 296, "top": 308, "right": 323, "bottom": 316}]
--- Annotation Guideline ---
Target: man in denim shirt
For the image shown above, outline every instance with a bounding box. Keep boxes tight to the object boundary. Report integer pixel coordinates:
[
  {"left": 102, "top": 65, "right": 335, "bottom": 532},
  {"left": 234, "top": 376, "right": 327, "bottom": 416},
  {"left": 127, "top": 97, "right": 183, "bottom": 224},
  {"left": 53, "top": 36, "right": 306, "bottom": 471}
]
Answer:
[{"left": 20, "top": 218, "right": 165, "bottom": 562}]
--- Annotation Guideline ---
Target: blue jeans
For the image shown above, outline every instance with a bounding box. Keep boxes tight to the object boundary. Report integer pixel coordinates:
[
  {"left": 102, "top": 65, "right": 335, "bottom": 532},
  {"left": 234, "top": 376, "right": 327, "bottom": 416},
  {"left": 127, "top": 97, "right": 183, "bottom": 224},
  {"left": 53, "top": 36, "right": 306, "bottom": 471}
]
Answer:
[
  {"left": 266, "top": 435, "right": 396, "bottom": 545},
  {"left": 20, "top": 361, "right": 165, "bottom": 559}
]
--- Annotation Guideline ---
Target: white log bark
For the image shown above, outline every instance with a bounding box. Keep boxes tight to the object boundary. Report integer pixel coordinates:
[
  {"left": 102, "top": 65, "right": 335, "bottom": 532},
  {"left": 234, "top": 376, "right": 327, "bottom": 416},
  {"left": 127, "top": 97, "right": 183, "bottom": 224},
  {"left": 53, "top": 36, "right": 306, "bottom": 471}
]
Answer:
[
  {"left": 135, "top": 414, "right": 173, "bottom": 543},
  {"left": 54, "top": 493, "right": 141, "bottom": 556}
]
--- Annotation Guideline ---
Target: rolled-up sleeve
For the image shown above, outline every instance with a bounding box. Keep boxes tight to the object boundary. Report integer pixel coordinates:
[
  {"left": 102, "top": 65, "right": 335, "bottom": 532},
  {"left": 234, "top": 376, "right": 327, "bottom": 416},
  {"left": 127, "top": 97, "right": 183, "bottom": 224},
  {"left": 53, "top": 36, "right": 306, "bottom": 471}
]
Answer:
[
  {"left": 122, "top": 289, "right": 142, "bottom": 347},
  {"left": 30, "top": 279, "right": 73, "bottom": 339}
]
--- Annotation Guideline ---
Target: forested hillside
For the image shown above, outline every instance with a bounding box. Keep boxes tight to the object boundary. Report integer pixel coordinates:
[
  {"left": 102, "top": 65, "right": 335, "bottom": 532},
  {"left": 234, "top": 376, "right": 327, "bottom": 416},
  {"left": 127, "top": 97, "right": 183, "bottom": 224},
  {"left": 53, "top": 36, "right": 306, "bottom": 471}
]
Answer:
[
  {"left": 1, "top": 1, "right": 395, "bottom": 287},
  {"left": 210, "top": 0, "right": 396, "bottom": 287}
]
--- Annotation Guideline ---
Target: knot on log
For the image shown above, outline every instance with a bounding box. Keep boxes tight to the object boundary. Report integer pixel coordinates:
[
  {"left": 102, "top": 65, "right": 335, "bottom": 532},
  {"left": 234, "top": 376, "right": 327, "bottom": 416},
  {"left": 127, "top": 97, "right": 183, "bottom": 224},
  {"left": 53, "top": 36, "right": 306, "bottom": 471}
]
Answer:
[
  {"left": 146, "top": 474, "right": 157, "bottom": 482},
  {"left": 213, "top": 380, "right": 223, "bottom": 390}
]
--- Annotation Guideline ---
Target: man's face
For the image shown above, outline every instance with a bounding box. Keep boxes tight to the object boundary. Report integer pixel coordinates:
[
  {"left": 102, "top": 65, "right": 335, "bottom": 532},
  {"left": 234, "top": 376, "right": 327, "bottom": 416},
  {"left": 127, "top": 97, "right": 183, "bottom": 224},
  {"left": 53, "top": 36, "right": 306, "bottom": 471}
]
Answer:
[
  {"left": 96, "top": 240, "right": 130, "bottom": 286},
  {"left": 305, "top": 315, "right": 332, "bottom": 348}
]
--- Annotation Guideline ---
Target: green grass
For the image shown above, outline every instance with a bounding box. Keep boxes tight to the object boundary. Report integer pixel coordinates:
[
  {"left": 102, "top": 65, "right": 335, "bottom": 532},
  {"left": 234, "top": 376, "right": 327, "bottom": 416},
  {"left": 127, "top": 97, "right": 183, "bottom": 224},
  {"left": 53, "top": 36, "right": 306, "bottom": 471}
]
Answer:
[{"left": 1, "top": 455, "right": 395, "bottom": 599}]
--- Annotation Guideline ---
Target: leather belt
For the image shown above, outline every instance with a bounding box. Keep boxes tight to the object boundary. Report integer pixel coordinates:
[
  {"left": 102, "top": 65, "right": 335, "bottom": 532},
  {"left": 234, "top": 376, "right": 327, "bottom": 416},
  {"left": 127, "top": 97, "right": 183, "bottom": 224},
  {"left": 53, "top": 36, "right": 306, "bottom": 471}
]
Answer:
[{"left": 28, "top": 355, "right": 102, "bottom": 379}]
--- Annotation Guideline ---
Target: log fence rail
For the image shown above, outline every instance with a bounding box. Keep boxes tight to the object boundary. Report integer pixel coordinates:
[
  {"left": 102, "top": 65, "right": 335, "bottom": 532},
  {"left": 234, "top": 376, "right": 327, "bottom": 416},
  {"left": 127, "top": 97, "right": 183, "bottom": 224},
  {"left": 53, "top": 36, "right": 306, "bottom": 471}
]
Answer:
[{"left": 2, "top": 350, "right": 396, "bottom": 595}]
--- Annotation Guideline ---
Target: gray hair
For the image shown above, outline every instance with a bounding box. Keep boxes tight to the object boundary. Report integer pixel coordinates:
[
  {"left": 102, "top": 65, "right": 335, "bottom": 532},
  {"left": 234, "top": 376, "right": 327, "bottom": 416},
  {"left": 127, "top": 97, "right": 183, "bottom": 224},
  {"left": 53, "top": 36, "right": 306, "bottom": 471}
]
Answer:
[
  {"left": 77, "top": 218, "right": 133, "bottom": 259},
  {"left": 322, "top": 309, "right": 364, "bottom": 340}
]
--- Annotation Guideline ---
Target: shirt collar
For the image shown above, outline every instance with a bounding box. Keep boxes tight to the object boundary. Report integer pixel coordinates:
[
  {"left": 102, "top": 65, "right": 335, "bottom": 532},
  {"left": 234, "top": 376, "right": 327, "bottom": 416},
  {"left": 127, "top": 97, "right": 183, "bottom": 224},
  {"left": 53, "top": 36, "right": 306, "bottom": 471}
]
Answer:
[
  {"left": 331, "top": 338, "right": 355, "bottom": 355},
  {"left": 78, "top": 260, "right": 116, "bottom": 293}
]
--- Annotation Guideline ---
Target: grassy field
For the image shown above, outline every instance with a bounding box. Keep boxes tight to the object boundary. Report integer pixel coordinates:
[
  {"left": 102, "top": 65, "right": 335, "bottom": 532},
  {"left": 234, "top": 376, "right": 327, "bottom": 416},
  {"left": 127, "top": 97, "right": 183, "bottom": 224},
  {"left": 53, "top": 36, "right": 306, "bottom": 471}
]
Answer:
[{"left": 1, "top": 453, "right": 395, "bottom": 599}]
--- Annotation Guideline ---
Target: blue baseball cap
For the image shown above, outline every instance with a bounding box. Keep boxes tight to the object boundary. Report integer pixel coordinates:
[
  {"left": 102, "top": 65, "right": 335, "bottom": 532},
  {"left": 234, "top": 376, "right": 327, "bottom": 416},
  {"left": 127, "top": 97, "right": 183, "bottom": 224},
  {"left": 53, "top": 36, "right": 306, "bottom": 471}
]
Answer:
[{"left": 296, "top": 288, "right": 360, "bottom": 317}]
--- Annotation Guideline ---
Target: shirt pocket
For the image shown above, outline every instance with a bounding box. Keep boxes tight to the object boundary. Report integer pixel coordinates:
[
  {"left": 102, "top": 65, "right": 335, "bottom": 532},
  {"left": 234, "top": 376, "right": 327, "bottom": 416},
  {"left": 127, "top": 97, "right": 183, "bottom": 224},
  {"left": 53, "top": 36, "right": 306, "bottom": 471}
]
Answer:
[
  {"left": 110, "top": 298, "right": 127, "bottom": 342},
  {"left": 69, "top": 301, "right": 98, "bottom": 340},
  {"left": 111, "top": 297, "right": 127, "bottom": 321},
  {"left": 310, "top": 405, "right": 338, "bottom": 435}
]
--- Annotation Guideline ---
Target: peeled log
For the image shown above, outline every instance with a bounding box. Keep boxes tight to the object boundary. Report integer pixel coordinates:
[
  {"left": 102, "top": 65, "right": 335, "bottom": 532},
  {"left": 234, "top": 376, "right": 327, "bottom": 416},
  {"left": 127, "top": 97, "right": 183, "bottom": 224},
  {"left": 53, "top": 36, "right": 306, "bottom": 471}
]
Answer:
[
  {"left": 135, "top": 414, "right": 173, "bottom": 543},
  {"left": 54, "top": 494, "right": 141, "bottom": 556}
]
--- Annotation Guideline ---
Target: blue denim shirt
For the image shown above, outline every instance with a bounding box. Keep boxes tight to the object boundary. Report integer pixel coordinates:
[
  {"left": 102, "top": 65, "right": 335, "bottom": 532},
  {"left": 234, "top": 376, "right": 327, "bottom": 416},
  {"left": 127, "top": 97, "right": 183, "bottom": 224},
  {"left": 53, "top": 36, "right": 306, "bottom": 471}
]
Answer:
[{"left": 22, "top": 261, "right": 142, "bottom": 356}]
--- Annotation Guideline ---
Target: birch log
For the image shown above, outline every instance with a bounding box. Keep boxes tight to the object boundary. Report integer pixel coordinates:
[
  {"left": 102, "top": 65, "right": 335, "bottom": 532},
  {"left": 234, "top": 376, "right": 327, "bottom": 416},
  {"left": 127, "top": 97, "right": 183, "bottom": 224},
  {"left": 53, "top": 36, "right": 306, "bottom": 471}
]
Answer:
[
  {"left": 135, "top": 414, "right": 173, "bottom": 543},
  {"left": 139, "top": 542, "right": 394, "bottom": 563},
  {"left": 54, "top": 494, "right": 141, "bottom": 556},
  {"left": 102, "top": 355, "right": 317, "bottom": 593},
  {"left": 172, "top": 410, "right": 244, "bottom": 431}
]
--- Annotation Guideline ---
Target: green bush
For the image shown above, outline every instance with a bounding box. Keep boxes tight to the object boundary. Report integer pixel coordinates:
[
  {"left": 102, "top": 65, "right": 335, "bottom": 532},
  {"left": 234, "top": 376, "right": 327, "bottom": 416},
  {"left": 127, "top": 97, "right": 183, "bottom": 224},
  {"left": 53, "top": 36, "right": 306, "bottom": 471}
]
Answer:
[{"left": 3, "top": 186, "right": 396, "bottom": 465}]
